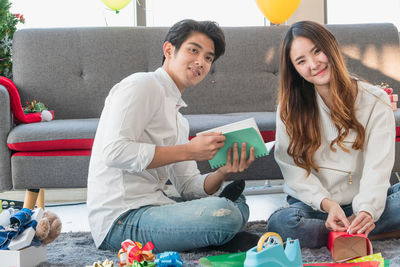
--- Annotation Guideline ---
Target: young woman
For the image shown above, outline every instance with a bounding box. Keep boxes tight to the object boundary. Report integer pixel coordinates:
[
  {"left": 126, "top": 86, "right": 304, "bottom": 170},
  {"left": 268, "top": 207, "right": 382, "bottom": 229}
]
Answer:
[{"left": 267, "top": 20, "right": 400, "bottom": 248}]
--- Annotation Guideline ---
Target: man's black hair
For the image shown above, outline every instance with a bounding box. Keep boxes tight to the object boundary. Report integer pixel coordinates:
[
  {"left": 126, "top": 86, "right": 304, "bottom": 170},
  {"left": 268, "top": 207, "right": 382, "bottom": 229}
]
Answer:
[{"left": 161, "top": 19, "right": 226, "bottom": 64}]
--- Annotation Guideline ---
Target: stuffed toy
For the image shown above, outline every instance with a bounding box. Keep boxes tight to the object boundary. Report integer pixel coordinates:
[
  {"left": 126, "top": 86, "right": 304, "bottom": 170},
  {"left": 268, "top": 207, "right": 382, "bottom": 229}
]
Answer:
[
  {"left": 0, "top": 76, "right": 54, "bottom": 124},
  {"left": 34, "top": 210, "right": 62, "bottom": 245}
]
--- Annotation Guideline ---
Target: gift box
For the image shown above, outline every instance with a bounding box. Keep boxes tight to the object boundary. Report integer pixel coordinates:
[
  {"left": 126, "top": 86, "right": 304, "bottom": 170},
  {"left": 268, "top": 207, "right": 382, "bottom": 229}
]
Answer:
[
  {"left": 8, "top": 208, "right": 44, "bottom": 250},
  {"left": 390, "top": 94, "right": 398, "bottom": 102},
  {"left": 0, "top": 245, "right": 47, "bottom": 267},
  {"left": 304, "top": 262, "right": 380, "bottom": 266},
  {"left": 377, "top": 83, "right": 397, "bottom": 111},
  {"left": 327, "top": 231, "right": 373, "bottom": 262},
  {"left": 389, "top": 94, "right": 398, "bottom": 110}
]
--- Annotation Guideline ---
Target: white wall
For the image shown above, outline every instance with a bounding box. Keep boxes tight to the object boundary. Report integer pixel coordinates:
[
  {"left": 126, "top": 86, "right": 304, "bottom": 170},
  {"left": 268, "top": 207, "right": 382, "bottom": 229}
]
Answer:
[
  {"left": 10, "top": 0, "right": 135, "bottom": 28},
  {"left": 327, "top": 0, "right": 400, "bottom": 30},
  {"left": 145, "top": 0, "right": 265, "bottom": 26},
  {"left": 10, "top": 0, "right": 266, "bottom": 28}
]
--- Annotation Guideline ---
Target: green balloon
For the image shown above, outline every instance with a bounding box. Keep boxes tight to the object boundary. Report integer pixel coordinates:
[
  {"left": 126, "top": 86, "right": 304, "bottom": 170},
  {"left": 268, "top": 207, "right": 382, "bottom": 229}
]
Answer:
[{"left": 101, "top": 0, "right": 132, "bottom": 11}]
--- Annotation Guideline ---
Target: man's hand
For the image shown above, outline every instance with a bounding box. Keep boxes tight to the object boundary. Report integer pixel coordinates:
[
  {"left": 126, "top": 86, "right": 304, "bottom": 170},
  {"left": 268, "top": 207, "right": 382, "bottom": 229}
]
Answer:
[
  {"left": 347, "top": 211, "right": 375, "bottom": 236},
  {"left": 187, "top": 132, "right": 226, "bottom": 161},
  {"left": 217, "top": 142, "right": 255, "bottom": 176},
  {"left": 203, "top": 142, "right": 255, "bottom": 195},
  {"left": 148, "top": 132, "right": 224, "bottom": 169},
  {"left": 321, "top": 198, "right": 350, "bottom": 232}
]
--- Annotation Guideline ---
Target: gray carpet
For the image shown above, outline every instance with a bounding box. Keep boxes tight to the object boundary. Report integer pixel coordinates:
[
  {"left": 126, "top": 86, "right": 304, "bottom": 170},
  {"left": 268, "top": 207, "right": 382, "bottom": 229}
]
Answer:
[{"left": 37, "top": 221, "right": 400, "bottom": 266}]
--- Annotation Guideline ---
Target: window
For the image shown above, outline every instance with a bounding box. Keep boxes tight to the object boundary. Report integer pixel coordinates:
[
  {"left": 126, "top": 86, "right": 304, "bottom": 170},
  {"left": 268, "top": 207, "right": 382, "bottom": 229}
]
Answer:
[
  {"left": 145, "top": 0, "right": 265, "bottom": 26},
  {"left": 327, "top": 0, "right": 400, "bottom": 30},
  {"left": 10, "top": 0, "right": 135, "bottom": 28},
  {"left": 10, "top": 0, "right": 266, "bottom": 29},
  {"left": 11, "top": 0, "right": 400, "bottom": 30}
]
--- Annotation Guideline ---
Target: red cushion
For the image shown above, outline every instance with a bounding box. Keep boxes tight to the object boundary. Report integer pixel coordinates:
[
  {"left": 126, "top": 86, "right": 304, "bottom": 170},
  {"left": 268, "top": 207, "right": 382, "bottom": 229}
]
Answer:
[
  {"left": 8, "top": 127, "right": 400, "bottom": 153},
  {"left": 8, "top": 139, "right": 94, "bottom": 152},
  {"left": 12, "top": 150, "right": 92, "bottom": 157}
]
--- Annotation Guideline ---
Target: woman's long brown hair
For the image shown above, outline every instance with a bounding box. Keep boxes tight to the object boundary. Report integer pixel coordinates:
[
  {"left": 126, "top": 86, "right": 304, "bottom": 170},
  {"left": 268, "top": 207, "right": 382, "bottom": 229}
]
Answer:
[{"left": 279, "top": 21, "right": 365, "bottom": 175}]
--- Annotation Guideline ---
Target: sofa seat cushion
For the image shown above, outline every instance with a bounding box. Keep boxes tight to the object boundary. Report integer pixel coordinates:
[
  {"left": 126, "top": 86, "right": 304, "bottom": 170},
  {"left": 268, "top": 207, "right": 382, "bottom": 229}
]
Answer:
[
  {"left": 7, "top": 113, "right": 277, "bottom": 152},
  {"left": 7, "top": 118, "right": 98, "bottom": 152},
  {"left": 185, "top": 112, "right": 276, "bottom": 141},
  {"left": 11, "top": 150, "right": 91, "bottom": 188}
]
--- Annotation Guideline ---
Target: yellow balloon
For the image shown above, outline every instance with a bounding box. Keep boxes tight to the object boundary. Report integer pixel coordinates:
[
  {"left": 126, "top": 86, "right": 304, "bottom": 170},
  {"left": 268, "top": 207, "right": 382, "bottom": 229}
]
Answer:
[
  {"left": 101, "top": 0, "right": 132, "bottom": 11},
  {"left": 255, "top": 0, "right": 301, "bottom": 24}
]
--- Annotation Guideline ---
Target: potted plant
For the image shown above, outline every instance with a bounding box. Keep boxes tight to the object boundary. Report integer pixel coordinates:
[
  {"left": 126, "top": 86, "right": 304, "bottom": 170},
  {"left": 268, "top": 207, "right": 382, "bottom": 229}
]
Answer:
[{"left": 0, "top": 0, "right": 25, "bottom": 79}]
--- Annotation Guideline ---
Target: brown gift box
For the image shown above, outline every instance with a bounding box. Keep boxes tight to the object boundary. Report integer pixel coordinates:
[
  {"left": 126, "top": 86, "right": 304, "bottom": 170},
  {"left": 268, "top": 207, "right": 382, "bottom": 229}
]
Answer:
[{"left": 327, "top": 231, "right": 373, "bottom": 262}]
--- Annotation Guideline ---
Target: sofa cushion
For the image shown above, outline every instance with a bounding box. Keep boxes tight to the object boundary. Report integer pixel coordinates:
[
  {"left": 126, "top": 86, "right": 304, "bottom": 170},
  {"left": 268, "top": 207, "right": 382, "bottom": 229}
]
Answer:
[
  {"left": 8, "top": 111, "right": 400, "bottom": 152},
  {"left": 11, "top": 151, "right": 91, "bottom": 188},
  {"left": 8, "top": 113, "right": 276, "bottom": 152},
  {"left": 7, "top": 118, "right": 98, "bottom": 151}
]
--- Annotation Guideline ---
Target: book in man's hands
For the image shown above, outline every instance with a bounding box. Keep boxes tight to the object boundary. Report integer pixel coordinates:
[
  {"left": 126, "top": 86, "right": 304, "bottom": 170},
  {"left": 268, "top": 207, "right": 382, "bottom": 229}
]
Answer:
[{"left": 197, "top": 118, "right": 275, "bottom": 169}]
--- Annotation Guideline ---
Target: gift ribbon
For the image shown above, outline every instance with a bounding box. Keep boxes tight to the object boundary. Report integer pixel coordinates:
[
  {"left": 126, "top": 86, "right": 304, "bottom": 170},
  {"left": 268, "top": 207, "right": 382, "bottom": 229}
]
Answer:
[
  {"left": 377, "top": 83, "right": 398, "bottom": 108},
  {"left": 118, "top": 239, "right": 154, "bottom": 266},
  {"left": 130, "top": 260, "right": 155, "bottom": 267},
  {"left": 383, "top": 87, "right": 393, "bottom": 95}
]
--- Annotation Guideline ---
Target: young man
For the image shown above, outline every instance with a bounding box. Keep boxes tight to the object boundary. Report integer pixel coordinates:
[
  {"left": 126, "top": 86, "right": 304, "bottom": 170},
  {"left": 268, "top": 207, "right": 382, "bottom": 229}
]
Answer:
[{"left": 87, "top": 19, "right": 257, "bottom": 253}]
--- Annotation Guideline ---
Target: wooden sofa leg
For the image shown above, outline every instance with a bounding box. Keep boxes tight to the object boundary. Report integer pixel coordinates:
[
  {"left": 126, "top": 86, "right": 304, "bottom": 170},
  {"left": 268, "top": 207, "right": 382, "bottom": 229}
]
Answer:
[
  {"left": 36, "top": 189, "right": 45, "bottom": 209},
  {"left": 23, "top": 189, "right": 40, "bottom": 210}
]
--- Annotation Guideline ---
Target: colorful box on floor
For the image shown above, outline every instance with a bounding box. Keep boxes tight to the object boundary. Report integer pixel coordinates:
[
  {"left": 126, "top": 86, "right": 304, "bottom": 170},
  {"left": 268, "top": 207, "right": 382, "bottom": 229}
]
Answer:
[{"left": 0, "top": 245, "right": 46, "bottom": 267}]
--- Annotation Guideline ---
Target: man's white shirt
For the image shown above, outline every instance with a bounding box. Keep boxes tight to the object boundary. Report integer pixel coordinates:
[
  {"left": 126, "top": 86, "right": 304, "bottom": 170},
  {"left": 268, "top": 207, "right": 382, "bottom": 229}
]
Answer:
[{"left": 87, "top": 68, "right": 210, "bottom": 248}]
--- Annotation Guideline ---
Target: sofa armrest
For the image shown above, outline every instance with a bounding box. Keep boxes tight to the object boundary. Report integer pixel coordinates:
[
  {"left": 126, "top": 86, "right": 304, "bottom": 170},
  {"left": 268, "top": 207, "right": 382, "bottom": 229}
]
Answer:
[{"left": 0, "top": 85, "right": 13, "bottom": 190}]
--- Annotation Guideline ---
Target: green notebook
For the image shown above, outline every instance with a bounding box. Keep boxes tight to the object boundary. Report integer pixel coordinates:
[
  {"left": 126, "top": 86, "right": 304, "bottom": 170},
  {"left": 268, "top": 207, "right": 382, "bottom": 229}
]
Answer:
[
  {"left": 197, "top": 118, "right": 274, "bottom": 169},
  {"left": 209, "top": 127, "right": 269, "bottom": 169}
]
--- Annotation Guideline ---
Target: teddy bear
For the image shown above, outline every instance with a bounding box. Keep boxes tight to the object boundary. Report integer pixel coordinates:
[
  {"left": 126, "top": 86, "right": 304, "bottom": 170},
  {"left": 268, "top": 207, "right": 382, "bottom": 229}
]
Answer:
[{"left": 35, "top": 210, "right": 62, "bottom": 245}]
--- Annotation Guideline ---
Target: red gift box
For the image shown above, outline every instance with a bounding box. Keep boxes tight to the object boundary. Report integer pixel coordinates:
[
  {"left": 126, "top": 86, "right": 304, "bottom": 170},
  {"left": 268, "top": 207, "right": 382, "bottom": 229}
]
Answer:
[
  {"left": 327, "top": 231, "right": 373, "bottom": 262},
  {"left": 304, "top": 262, "right": 380, "bottom": 266}
]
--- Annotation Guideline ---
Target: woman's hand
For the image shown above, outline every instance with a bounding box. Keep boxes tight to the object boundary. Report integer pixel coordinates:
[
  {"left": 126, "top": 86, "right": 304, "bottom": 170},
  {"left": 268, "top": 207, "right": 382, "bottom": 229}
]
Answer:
[
  {"left": 321, "top": 198, "right": 350, "bottom": 232},
  {"left": 347, "top": 211, "right": 375, "bottom": 236},
  {"left": 217, "top": 142, "right": 255, "bottom": 176}
]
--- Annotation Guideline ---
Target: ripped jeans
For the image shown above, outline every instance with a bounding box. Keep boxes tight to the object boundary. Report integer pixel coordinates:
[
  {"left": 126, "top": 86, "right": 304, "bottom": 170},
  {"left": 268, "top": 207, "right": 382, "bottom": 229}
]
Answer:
[
  {"left": 266, "top": 183, "right": 400, "bottom": 248},
  {"left": 99, "top": 195, "right": 249, "bottom": 253}
]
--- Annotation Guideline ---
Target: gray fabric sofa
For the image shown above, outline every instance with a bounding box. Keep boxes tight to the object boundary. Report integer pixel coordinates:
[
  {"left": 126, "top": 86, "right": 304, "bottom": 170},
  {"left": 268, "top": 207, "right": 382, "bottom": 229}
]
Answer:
[{"left": 1, "top": 23, "right": 400, "bottom": 191}]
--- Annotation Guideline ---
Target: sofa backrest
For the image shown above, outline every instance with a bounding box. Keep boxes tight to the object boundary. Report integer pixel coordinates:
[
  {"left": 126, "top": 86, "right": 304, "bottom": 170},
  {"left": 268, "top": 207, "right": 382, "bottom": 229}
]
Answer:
[{"left": 12, "top": 23, "right": 400, "bottom": 119}]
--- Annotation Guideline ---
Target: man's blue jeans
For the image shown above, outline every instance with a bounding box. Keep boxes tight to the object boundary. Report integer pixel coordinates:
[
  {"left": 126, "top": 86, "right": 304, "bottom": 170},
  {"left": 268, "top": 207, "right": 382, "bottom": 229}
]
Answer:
[
  {"left": 267, "top": 183, "right": 400, "bottom": 248},
  {"left": 99, "top": 195, "right": 249, "bottom": 253}
]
